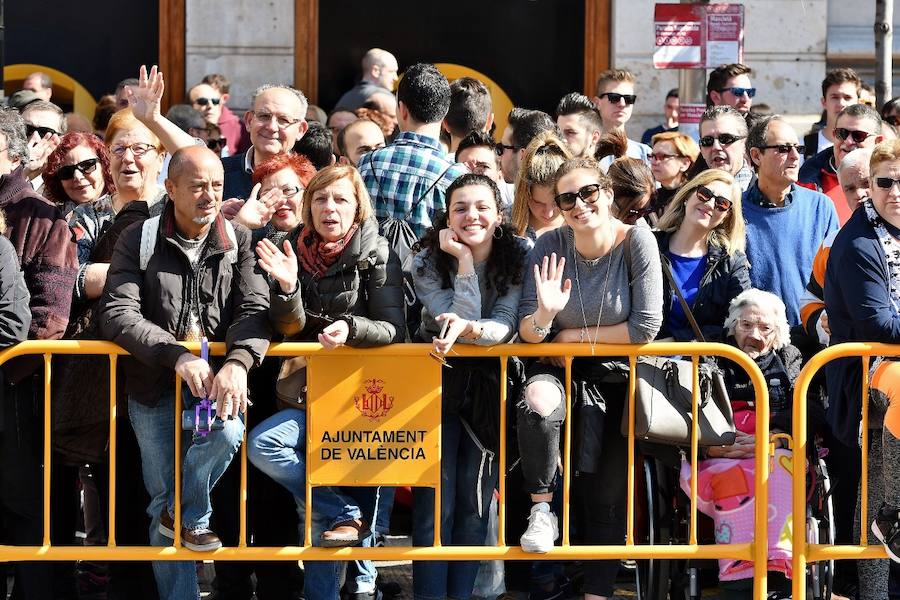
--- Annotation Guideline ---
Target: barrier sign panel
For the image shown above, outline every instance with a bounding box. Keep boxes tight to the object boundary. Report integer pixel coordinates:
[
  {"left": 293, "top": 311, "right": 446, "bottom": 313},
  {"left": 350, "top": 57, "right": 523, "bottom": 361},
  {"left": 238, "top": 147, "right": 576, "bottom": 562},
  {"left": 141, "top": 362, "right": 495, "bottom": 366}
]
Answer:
[
  {"left": 654, "top": 3, "right": 743, "bottom": 69},
  {"left": 307, "top": 355, "right": 442, "bottom": 487}
]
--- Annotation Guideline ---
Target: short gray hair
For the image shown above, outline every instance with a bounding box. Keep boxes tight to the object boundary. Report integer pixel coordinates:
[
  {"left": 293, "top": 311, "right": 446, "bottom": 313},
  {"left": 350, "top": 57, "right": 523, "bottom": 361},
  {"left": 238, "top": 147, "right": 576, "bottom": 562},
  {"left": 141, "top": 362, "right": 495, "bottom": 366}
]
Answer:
[
  {"left": 699, "top": 105, "right": 748, "bottom": 138},
  {"left": 746, "top": 114, "right": 788, "bottom": 151},
  {"left": 723, "top": 288, "right": 791, "bottom": 350},
  {"left": 838, "top": 147, "right": 873, "bottom": 185},
  {"left": 249, "top": 84, "right": 308, "bottom": 118},
  {"left": 0, "top": 107, "right": 28, "bottom": 161},
  {"left": 22, "top": 100, "right": 67, "bottom": 134}
]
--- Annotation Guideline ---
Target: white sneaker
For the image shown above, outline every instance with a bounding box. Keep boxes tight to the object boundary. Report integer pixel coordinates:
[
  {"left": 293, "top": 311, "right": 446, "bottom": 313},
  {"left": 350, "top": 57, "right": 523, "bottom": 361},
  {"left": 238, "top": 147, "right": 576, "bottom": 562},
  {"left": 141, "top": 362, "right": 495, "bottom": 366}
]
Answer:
[{"left": 520, "top": 502, "right": 559, "bottom": 553}]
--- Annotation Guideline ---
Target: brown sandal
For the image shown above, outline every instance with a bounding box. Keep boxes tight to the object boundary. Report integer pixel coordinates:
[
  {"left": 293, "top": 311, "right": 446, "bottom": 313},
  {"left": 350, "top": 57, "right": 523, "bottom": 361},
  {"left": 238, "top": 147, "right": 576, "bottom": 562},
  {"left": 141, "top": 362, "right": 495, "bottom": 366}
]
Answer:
[{"left": 319, "top": 518, "right": 371, "bottom": 547}]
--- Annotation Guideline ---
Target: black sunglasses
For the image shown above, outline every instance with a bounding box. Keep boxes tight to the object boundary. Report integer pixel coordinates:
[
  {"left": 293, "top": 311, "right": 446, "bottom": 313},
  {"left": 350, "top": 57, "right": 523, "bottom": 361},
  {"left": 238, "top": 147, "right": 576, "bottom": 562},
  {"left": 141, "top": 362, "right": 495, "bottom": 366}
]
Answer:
[
  {"left": 194, "top": 97, "right": 221, "bottom": 107},
  {"left": 834, "top": 128, "right": 875, "bottom": 144},
  {"left": 598, "top": 92, "right": 637, "bottom": 105},
  {"left": 696, "top": 185, "right": 733, "bottom": 212},
  {"left": 698, "top": 133, "right": 745, "bottom": 148},
  {"left": 25, "top": 124, "right": 58, "bottom": 139},
  {"left": 206, "top": 138, "right": 228, "bottom": 151},
  {"left": 57, "top": 158, "right": 100, "bottom": 181},
  {"left": 614, "top": 200, "right": 655, "bottom": 223},
  {"left": 495, "top": 142, "right": 518, "bottom": 155},
  {"left": 554, "top": 183, "right": 602, "bottom": 211},
  {"left": 757, "top": 143, "right": 805, "bottom": 155},
  {"left": 719, "top": 86, "right": 756, "bottom": 98},
  {"left": 875, "top": 177, "right": 900, "bottom": 190}
]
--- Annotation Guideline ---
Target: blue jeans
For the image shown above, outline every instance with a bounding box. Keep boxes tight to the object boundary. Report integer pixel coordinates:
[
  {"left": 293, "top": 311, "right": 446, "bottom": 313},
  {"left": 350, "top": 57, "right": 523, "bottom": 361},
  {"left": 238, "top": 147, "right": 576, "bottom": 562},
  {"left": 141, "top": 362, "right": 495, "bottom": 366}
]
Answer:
[
  {"left": 247, "top": 408, "right": 379, "bottom": 599},
  {"left": 128, "top": 392, "right": 244, "bottom": 600},
  {"left": 412, "top": 414, "right": 497, "bottom": 600}
]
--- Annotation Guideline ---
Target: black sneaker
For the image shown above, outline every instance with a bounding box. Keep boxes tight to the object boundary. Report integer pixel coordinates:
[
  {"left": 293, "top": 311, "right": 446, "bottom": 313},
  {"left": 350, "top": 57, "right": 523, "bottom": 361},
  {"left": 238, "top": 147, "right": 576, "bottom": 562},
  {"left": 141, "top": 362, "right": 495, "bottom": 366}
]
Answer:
[{"left": 872, "top": 504, "right": 900, "bottom": 563}]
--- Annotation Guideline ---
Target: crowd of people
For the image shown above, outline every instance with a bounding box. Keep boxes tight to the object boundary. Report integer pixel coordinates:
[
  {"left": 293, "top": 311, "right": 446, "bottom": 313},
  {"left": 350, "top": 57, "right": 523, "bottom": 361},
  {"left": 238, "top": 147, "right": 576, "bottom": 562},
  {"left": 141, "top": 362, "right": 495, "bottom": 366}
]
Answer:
[{"left": 1, "top": 49, "right": 900, "bottom": 600}]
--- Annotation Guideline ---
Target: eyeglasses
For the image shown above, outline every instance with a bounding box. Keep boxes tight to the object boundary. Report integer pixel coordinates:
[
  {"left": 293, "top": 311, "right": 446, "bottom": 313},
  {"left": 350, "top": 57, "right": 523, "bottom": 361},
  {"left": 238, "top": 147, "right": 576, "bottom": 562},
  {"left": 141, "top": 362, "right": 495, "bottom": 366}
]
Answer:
[
  {"left": 719, "top": 87, "right": 757, "bottom": 98},
  {"left": 57, "top": 158, "right": 100, "bottom": 181},
  {"left": 695, "top": 185, "right": 733, "bottom": 212},
  {"left": 698, "top": 133, "right": 745, "bottom": 148},
  {"left": 25, "top": 124, "right": 58, "bottom": 139},
  {"left": 109, "top": 142, "right": 157, "bottom": 158},
  {"left": 206, "top": 138, "right": 228, "bottom": 151},
  {"left": 598, "top": 92, "right": 637, "bottom": 105},
  {"left": 736, "top": 319, "right": 774, "bottom": 336},
  {"left": 554, "top": 183, "right": 602, "bottom": 211},
  {"left": 757, "top": 143, "right": 805, "bottom": 155},
  {"left": 875, "top": 177, "right": 900, "bottom": 190},
  {"left": 495, "top": 142, "right": 518, "bottom": 155},
  {"left": 884, "top": 115, "right": 900, "bottom": 127},
  {"left": 193, "top": 97, "right": 221, "bottom": 107},
  {"left": 265, "top": 185, "right": 303, "bottom": 198},
  {"left": 649, "top": 152, "right": 678, "bottom": 162},
  {"left": 252, "top": 111, "right": 303, "bottom": 130},
  {"left": 834, "top": 128, "right": 875, "bottom": 144},
  {"left": 614, "top": 200, "right": 655, "bottom": 223}
]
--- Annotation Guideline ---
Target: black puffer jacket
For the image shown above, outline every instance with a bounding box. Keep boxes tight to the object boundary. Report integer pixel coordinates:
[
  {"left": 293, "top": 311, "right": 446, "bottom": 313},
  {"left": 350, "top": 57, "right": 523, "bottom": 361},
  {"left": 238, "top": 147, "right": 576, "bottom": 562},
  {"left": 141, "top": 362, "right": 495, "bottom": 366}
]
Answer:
[
  {"left": 270, "top": 218, "right": 405, "bottom": 346},
  {"left": 655, "top": 231, "right": 751, "bottom": 341},
  {"left": 100, "top": 201, "right": 271, "bottom": 406}
]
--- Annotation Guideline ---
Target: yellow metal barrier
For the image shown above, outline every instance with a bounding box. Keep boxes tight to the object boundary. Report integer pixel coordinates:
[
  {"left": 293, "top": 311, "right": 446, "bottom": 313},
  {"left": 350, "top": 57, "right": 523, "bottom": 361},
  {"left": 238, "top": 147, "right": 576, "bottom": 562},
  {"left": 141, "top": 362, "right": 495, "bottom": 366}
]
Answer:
[
  {"left": 791, "top": 342, "right": 896, "bottom": 600},
  {"left": 0, "top": 340, "right": 772, "bottom": 598}
]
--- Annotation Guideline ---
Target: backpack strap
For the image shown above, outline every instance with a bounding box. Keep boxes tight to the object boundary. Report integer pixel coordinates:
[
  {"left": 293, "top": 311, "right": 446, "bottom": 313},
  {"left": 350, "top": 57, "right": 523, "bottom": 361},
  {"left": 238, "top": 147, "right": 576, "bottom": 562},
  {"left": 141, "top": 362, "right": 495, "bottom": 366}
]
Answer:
[
  {"left": 139, "top": 216, "right": 161, "bottom": 271},
  {"left": 403, "top": 162, "right": 456, "bottom": 221}
]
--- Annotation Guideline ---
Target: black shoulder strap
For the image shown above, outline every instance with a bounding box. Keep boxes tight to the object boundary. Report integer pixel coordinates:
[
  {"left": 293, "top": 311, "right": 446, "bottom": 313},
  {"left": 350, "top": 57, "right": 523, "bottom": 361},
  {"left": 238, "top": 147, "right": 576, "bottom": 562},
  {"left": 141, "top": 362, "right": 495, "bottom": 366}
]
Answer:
[
  {"left": 367, "top": 152, "right": 386, "bottom": 206},
  {"left": 403, "top": 162, "right": 456, "bottom": 220},
  {"left": 659, "top": 250, "right": 707, "bottom": 342}
]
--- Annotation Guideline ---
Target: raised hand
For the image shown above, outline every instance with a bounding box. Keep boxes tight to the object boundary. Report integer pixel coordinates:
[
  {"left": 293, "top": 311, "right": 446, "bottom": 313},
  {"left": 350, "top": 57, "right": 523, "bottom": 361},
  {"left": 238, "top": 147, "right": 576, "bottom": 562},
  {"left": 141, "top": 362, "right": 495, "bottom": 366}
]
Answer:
[
  {"left": 221, "top": 198, "right": 245, "bottom": 221},
  {"left": 233, "top": 183, "right": 280, "bottom": 229},
  {"left": 438, "top": 228, "right": 473, "bottom": 263},
  {"left": 25, "top": 131, "right": 61, "bottom": 177},
  {"left": 534, "top": 253, "right": 571, "bottom": 316},
  {"left": 128, "top": 65, "right": 165, "bottom": 123},
  {"left": 256, "top": 238, "right": 298, "bottom": 294}
]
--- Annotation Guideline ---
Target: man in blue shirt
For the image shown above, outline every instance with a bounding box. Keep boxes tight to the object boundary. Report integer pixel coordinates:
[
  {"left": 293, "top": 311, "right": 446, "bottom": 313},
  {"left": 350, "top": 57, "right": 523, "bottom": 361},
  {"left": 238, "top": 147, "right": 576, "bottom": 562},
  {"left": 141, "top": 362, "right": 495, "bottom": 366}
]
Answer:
[
  {"left": 358, "top": 63, "right": 467, "bottom": 238},
  {"left": 742, "top": 115, "right": 839, "bottom": 326}
]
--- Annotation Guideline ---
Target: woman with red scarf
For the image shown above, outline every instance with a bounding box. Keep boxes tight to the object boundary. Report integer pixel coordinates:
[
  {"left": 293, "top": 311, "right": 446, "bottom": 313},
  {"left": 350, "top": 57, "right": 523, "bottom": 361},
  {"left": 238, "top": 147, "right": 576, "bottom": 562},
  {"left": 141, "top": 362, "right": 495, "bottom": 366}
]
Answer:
[{"left": 247, "top": 164, "right": 405, "bottom": 600}]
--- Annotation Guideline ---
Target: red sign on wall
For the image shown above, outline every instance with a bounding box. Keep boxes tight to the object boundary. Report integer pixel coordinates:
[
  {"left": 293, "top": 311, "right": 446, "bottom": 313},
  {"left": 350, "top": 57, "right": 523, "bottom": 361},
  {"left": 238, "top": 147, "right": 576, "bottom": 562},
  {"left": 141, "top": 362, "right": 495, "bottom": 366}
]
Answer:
[{"left": 654, "top": 3, "right": 744, "bottom": 69}]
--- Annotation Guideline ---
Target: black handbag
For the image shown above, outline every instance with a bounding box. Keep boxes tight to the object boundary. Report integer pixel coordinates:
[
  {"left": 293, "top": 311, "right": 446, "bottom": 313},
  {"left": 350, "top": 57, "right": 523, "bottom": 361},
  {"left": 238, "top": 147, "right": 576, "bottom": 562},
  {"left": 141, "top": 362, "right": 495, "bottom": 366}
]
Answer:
[{"left": 620, "top": 255, "right": 736, "bottom": 447}]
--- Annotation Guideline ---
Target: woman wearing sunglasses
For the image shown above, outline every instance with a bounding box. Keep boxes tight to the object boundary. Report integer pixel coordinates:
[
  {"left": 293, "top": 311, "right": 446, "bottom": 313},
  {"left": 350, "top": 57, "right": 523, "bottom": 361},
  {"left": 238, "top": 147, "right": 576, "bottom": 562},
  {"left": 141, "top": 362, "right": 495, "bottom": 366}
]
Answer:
[
  {"left": 516, "top": 157, "right": 662, "bottom": 600},
  {"left": 650, "top": 131, "right": 700, "bottom": 210},
  {"left": 511, "top": 131, "right": 572, "bottom": 241},
  {"left": 607, "top": 156, "right": 657, "bottom": 226},
  {"left": 654, "top": 170, "right": 750, "bottom": 342},
  {"left": 43, "top": 132, "right": 115, "bottom": 221},
  {"left": 410, "top": 173, "right": 528, "bottom": 600}
]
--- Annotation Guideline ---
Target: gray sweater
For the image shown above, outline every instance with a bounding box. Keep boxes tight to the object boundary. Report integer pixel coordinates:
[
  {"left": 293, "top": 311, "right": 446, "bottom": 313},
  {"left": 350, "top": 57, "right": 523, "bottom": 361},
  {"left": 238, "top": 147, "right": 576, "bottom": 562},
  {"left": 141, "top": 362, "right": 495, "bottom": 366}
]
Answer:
[
  {"left": 412, "top": 239, "right": 528, "bottom": 345},
  {"left": 518, "top": 225, "right": 663, "bottom": 343}
]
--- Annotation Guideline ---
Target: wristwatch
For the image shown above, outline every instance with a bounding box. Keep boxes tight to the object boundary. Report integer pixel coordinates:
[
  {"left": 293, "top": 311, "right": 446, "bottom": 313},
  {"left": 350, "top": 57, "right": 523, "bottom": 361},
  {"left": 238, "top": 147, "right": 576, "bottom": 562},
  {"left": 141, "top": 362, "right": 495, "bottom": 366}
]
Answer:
[{"left": 531, "top": 314, "right": 552, "bottom": 337}]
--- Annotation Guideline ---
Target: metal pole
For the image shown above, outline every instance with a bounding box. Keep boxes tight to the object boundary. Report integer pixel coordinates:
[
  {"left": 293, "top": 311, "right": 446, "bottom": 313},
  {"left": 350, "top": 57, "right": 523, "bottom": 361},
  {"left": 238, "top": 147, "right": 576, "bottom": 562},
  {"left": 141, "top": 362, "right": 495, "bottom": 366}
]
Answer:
[
  {"left": 0, "top": 0, "right": 5, "bottom": 102},
  {"left": 875, "top": 0, "right": 893, "bottom": 107},
  {"left": 679, "top": 0, "right": 709, "bottom": 137}
]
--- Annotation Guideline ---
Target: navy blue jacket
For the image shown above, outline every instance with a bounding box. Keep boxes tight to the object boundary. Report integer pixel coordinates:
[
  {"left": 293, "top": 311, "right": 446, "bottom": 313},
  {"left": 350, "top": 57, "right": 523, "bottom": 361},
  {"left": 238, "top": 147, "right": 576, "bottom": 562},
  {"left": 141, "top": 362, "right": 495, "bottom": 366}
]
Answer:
[
  {"left": 824, "top": 205, "right": 900, "bottom": 445},
  {"left": 222, "top": 151, "right": 253, "bottom": 201},
  {"left": 654, "top": 231, "right": 751, "bottom": 341},
  {"left": 798, "top": 147, "right": 834, "bottom": 192}
]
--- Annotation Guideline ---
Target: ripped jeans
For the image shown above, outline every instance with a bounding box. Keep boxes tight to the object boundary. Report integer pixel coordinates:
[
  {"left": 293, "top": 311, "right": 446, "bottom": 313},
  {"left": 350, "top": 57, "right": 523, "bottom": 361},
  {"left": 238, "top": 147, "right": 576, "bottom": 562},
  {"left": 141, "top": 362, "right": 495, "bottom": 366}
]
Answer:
[{"left": 515, "top": 359, "right": 629, "bottom": 598}]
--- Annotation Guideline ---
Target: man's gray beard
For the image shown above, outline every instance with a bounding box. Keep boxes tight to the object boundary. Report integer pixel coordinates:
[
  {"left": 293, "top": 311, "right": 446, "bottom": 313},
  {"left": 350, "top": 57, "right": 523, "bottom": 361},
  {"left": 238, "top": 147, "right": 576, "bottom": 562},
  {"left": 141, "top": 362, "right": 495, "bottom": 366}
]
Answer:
[{"left": 193, "top": 214, "right": 216, "bottom": 225}]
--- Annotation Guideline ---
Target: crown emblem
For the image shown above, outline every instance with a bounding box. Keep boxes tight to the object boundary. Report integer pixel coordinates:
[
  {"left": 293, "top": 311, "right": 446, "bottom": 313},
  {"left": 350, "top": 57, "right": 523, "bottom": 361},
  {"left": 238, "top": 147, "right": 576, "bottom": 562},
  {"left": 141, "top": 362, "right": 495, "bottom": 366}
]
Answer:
[{"left": 355, "top": 378, "right": 394, "bottom": 421}]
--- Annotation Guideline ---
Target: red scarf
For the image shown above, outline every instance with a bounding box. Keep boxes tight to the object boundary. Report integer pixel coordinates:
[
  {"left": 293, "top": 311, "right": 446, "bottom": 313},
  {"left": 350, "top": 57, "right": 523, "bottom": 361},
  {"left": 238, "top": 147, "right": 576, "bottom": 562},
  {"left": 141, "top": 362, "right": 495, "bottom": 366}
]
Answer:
[{"left": 296, "top": 224, "right": 359, "bottom": 279}]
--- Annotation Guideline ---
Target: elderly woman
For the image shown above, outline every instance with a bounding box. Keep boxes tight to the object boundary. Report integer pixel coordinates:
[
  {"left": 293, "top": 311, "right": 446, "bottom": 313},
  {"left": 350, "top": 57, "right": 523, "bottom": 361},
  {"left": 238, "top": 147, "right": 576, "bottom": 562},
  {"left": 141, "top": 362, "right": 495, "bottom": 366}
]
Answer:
[
  {"left": 510, "top": 131, "right": 572, "bottom": 240},
  {"left": 650, "top": 131, "right": 700, "bottom": 209},
  {"left": 654, "top": 170, "right": 750, "bottom": 341},
  {"left": 247, "top": 165, "right": 404, "bottom": 600},
  {"left": 680, "top": 289, "right": 800, "bottom": 598},
  {"left": 607, "top": 156, "right": 657, "bottom": 226},
  {"left": 825, "top": 139, "right": 900, "bottom": 598},
  {"left": 517, "top": 157, "right": 662, "bottom": 599},
  {"left": 411, "top": 173, "right": 528, "bottom": 599}
]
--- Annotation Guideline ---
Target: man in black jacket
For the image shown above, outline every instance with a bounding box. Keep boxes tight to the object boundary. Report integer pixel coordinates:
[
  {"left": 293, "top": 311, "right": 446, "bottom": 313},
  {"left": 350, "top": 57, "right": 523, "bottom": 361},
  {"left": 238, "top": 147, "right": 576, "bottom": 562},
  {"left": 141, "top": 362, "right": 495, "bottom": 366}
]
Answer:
[{"left": 100, "top": 146, "right": 270, "bottom": 600}]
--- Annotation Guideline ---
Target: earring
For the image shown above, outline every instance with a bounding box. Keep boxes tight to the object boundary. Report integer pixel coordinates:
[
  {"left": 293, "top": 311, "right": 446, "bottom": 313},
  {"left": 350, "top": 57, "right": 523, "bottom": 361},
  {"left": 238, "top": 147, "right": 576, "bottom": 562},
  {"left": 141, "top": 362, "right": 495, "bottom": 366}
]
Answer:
[{"left": 493, "top": 225, "right": 503, "bottom": 239}]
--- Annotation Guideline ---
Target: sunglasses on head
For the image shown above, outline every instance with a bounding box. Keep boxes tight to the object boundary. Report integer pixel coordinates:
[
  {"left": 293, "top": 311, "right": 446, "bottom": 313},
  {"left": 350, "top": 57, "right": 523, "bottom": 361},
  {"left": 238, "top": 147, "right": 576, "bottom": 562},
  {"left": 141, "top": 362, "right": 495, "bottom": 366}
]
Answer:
[
  {"left": 25, "top": 124, "right": 58, "bottom": 139},
  {"left": 554, "top": 183, "right": 603, "bottom": 211},
  {"left": 875, "top": 177, "right": 900, "bottom": 190},
  {"left": 206, "top": 138, "right": 228, "bottom": 151},
  {"left": 757, "top": 143, "right": 805, "bottom": 154},
  {"left": 695, "top": 185, "right": 733, "bottom": 212},
  {"left": 698, "top": 133, "right": 744, "bottom": 148},
  {"left": 834, "top": 128, "right": 874, "bottom": 144},
  {"left": 598, "top": 92, "right": 637, "bottom": 105},
  {"left": 57, "top": 158, "right": 100, "bottom": 181},
  {"left": 194, "top": 97, "right": 221, "bottom": 107},
  {"left": 719, "top": 86, "right": 756, "bottom": 98}
]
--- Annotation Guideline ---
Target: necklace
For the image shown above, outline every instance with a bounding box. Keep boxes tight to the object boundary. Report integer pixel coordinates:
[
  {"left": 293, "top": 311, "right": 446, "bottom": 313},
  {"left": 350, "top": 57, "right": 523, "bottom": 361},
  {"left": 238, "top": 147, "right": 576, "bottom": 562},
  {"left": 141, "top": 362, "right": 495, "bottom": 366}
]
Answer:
[{"left": 571, "top": 226, "right": 615, "bottom": 355}]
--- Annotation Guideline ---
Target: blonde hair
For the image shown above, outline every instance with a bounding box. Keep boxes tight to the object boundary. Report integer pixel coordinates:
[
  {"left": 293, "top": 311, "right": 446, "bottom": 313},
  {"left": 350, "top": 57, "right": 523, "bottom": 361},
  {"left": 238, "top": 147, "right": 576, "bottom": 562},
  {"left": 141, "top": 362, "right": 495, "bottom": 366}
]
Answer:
[
  {"left": 595, "top": 69, "right": 635, "bottom": 96},
  {"left": 104, "top": 108, "right": 162, "bottom": 150},
  {"left": 656, "top": 170, "right": 745, "bottom": 255},
  {"left": 300, "top": 164, "right": 374, "bottom": 227},
  {"left": 511, "top": 131, "right": 572, "bottom": 236},
  {"left": 650, "top": 131, "right": 700, "bottom": 162},
  {"left": 870, "top": 139, "right": 900, "bottom": 175}
]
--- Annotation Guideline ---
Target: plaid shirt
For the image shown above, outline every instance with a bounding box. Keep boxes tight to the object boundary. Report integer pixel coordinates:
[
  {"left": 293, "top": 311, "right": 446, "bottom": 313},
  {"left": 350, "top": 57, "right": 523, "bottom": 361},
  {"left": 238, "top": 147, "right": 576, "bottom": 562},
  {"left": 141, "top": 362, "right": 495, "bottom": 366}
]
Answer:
[{"left": 358, "top": 132, "right": 468, "bottom": 238}]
